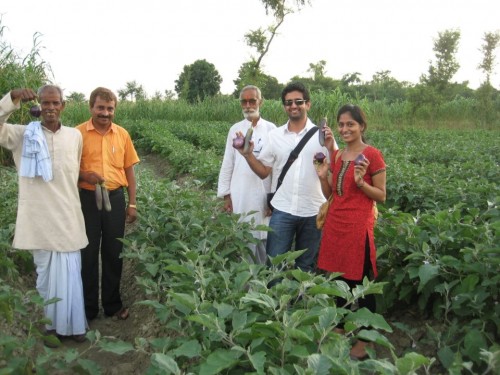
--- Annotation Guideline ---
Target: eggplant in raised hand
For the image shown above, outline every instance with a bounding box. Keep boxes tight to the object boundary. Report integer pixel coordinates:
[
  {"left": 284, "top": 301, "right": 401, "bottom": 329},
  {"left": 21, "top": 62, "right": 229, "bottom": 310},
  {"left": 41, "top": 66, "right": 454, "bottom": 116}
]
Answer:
[
  {"left": 354, "top": 154, "right": 367, "bottom": 165},
  {"left": 314, "top": 152, "right": 326, "bottom": 164},
  {"left": 318, "top": 117, "right": 327, "bottom": 146},
  {"left": 232, "top": 134, "right": 245, "bottom": 149},
  {"left": 243, "top": 127, "right": 253, "bottom": 153}
]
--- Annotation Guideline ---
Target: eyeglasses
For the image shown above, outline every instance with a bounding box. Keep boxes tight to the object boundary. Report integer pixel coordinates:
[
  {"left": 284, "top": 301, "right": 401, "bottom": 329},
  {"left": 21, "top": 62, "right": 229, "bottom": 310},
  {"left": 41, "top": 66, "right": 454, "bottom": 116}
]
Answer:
[
  {"left": 283, "top": 99, "right": 308, "bottom": 106},
  {"left": 240, "top": 98, "right": 258, "bottom": 105}
]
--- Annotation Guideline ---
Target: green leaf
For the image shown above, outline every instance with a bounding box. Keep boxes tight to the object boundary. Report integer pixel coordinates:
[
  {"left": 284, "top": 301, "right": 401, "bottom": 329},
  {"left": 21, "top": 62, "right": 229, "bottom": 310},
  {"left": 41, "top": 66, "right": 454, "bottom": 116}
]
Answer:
[
  {"left": 395, "top": 352, "right": 430, "bottom": 374},
  {"left": 290, "top": 269, "right": 313, "bottom": 282},
  {"left": 199, "top": 349, "right": 242, "bottom": 375},
  {"left": 417, "top": 263, "right": 440, "bottom": 292},
  {"left": 248, "top": 350, "right": 266, "bottom": 374},
  {"left": 98, "top": 340, "right": 135, "bottom": 355},
  {"left": 170, "top": 292, "right": 196, "bottom": 314},
  {"left": 306, "top": 354, "right": 332, "bottom": 375},
  {"left": 317, "top": 307, "right": 340, "bottom": 331},
  {"left": 214, "top": 301, "right": 234, "bottom": 319},
  {"left": 308, "top": 284, "right": 347, "bottom": 298},
  {"left": 151, "top": 353, "right": 181, "bottom": 374},
  {"left": 269, "top": 249, "right": 306, "bottom": 266},
  {"left": 187, "top": 313, "right": 218, "bottom": 331},
  {"left": 288, "top": 327, "right": 313, "bottom": 341},
  {"left": 63, "top": 348, "right": 79, "bottom": 363},
  {"left": 241, "top": 292, "right": 278, "bottom": 311},
  {"left": 76, "top": 358, "right": 102, "bottom": 374},
  {"left": 463, "top": 329, "right": 487, "bottom": 363},
  {"left": 172, "top": 339, "right": 201, "bottom": 358},
  {"left": 437, "top": 346, "right": 456, "bottom": 369},
  {"left": 232, "top": 310, "right": 248, "bottom": 332},
  {"left": 357, "top": 329, "right": 394, "bottom": 349},
  {"left": 346, "top": 308, "right": 392, "bottom": 332},
  {"left": 165, "top": 264, "right": 192, "bottom": 275},
  {"left": 145, "top": 262, "right": 159, "bottom": 276}
]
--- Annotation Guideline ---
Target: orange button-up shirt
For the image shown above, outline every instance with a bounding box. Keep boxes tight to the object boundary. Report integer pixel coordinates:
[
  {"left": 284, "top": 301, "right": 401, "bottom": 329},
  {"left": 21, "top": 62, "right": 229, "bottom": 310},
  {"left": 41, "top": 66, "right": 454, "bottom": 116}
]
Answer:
[{"left": 76, "top": 120, "right": 140, "bottom": 191}]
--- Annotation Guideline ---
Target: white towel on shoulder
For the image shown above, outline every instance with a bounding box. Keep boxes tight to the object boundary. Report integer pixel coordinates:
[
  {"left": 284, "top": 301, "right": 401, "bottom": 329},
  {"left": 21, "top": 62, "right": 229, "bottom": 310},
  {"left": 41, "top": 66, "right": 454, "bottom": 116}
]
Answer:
[{"left": 20, "top": 121, "right": 53, "bottom": 181}]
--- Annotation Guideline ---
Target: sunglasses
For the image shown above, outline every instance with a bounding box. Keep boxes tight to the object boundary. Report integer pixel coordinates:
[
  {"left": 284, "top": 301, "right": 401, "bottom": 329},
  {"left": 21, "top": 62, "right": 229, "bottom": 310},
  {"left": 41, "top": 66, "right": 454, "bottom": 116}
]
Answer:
[
  {"left": 240, "top": 99, "right": 258, "bottom": 105},
  {"left": 283, "top": 99, "right": 308, "bottom": 106}
]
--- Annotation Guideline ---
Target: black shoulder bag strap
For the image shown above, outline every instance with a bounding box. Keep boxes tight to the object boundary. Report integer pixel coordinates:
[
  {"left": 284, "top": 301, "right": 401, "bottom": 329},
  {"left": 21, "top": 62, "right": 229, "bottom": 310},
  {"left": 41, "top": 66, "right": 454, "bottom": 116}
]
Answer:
[{"left": 275, "top": 126, "right": 319, "bottom": 192}]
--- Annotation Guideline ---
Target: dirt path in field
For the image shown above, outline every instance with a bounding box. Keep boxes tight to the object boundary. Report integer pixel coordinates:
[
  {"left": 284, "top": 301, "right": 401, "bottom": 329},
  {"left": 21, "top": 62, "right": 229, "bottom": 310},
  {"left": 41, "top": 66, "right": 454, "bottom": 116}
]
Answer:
[
  {"left": 73, "top": 151, "right": 169, "bottom": 374},
  {"left": 36, "top": 151, "right": 169, "bottom": 374}
]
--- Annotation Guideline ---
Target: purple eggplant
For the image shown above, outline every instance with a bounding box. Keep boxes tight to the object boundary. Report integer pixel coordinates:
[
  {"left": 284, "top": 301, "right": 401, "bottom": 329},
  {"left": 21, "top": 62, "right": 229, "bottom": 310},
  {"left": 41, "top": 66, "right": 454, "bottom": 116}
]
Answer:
[
  {"left": 232, "top": 135, "right": 245, "bottom": 149},
  {"left": 29, "top": 105, "right": 42, "bottom": 118},
  {"left": 354, "top": 154, "right": 367, "bottom": 165},
  {"left": 314, "top": 152, "right": 326, "bottom": 164}
]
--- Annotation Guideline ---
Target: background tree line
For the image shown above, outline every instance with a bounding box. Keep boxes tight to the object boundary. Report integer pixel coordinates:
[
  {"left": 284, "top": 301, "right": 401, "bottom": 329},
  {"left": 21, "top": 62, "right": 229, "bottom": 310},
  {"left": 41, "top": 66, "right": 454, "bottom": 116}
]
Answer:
[{"left": 1, "top": 0, "right": 499, "bottom": 125}]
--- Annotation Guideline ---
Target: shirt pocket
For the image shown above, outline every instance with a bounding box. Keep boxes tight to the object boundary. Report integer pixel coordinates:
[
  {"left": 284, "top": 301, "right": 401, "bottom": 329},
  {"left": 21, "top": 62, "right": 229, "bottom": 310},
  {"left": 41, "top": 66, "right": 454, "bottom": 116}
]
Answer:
[{"left": 109, "top": 144, "right": 125, "bottom": 169}]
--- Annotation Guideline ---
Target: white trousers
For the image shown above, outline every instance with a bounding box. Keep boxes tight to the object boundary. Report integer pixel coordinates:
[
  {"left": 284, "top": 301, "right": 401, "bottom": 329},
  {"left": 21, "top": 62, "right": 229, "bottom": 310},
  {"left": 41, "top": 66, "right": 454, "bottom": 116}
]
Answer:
[{"left": 33, "top": 250, "right": 88, "bottom": 336}]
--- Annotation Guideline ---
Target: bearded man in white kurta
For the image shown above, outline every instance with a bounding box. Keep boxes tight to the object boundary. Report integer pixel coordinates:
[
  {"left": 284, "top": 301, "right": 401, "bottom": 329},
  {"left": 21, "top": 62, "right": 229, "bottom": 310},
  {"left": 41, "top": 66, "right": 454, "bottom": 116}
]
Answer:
[
  {"left": 217, "top": 86, "right": 276, "bottom": 264},
  {"left": 0, "top": 86, "right": 88, "bottom": 344}
]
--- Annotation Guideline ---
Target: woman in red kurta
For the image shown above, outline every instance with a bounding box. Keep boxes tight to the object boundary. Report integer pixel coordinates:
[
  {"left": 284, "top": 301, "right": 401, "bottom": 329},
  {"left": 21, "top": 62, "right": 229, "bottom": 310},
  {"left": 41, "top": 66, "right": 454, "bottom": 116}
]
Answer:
[{"left": 315, "top": 104, "right": 386, "bottom": 360}]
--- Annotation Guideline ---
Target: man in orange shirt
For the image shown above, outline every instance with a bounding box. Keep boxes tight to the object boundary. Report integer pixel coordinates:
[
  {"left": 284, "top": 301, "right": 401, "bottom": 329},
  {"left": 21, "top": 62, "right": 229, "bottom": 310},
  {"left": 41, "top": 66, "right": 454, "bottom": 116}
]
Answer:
[{"left": 77, "top": 87, "right": 139, "bottom": 321}]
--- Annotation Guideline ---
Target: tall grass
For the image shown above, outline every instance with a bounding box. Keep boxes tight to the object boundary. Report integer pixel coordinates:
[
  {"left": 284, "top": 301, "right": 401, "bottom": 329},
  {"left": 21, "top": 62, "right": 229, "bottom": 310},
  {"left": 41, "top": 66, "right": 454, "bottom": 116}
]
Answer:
[{"left": 59, "top": 91, "right": 500, "bottom": 130}]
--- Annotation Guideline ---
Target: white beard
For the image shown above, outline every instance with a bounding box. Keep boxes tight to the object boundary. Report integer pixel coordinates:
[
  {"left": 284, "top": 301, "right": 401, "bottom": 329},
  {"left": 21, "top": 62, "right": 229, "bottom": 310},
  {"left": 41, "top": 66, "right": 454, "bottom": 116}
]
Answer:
[{"left": 243, "top": 108, "right": 260, "bottom": 121}]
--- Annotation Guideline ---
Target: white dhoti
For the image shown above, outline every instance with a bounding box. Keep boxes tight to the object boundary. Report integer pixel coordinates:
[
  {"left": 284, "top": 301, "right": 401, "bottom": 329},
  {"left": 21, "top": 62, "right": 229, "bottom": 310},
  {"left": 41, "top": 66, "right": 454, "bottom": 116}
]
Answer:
[
  {"left": 32, "top": 250, "right": 88, "bottom": 336},
  {"left": 248, "top": 240, "right": 267, "bottom": 265}
]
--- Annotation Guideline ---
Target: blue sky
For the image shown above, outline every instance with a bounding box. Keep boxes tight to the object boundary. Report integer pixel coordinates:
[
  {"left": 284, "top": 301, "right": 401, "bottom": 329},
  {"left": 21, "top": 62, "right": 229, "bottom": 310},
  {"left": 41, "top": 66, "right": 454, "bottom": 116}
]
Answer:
[{"left": 2, "top": 0, "right": 499, "bottom": 97}]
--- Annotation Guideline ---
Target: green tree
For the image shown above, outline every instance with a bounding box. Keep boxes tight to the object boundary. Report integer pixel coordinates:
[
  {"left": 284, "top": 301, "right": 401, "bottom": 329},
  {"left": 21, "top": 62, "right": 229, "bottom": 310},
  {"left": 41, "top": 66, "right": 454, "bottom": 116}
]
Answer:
[
  {"left": 0, "top": 18, "right": 51, "bottom": 165},
  {"left": 175, "top": 59, "right": 222, "bottom": 103},
  {"left": 233, "top": 61, "right": 283, "bottom": 99},
  {"left": 117, "top": 81, "right": 146, "bottom": 101},
  {"left": 365, "top": 70, "right": 408, "bottom": 102},
  {"left": 233, "top": 0, "right": 310, "bottom": 95},
  {"left": 421, "top": 29, "right": 461, "bottom": 96},
  {"left": 289, "top": 60, "right": 339, "bottom": 93},
  {"left": 66, "top": 92, "right": 86, "bottom": 102},
  {"left": 476, "top": 31, "right": 500, "bottom": 124},
  {"left": 478, "top": 31, "right": 500, "bottom": 85}
]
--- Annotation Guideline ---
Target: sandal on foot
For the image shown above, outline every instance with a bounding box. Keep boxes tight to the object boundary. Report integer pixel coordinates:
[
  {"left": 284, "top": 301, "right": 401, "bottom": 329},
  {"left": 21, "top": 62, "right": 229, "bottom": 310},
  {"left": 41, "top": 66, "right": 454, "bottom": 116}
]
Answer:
[
  {"left": 349, "top": 341, "right": 374, "bottom": 360},
  {"left": 112, "top": 307, "right": 129, "bottom": 320}
]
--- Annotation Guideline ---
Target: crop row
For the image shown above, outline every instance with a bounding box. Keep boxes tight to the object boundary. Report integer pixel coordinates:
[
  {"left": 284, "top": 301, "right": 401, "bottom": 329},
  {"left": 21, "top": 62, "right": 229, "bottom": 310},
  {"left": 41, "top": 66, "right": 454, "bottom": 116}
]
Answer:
[{"left": 127, "top": 120, "right": 500, "bottom": 214}]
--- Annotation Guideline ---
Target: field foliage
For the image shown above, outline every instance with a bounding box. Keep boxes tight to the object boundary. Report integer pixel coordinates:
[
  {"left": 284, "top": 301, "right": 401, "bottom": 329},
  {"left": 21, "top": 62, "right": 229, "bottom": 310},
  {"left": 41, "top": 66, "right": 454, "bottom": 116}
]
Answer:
[{"left": 0, "top": 106, "right": 499, "bottom": 373}]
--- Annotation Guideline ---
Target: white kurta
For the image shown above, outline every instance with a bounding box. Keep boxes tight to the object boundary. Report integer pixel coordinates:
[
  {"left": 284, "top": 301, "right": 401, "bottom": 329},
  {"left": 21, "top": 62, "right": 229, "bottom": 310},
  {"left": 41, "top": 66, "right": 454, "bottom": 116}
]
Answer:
[
  {"left": 217, "top": 118, "right": 277, "bottom": 252},
  {"left": 0, "top": 94, "right": 88, "bottom": 251}
]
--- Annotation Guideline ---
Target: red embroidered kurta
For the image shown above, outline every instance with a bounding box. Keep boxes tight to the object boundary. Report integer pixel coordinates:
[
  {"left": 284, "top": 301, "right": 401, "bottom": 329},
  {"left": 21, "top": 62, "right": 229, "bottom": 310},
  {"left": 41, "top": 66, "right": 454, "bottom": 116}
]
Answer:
[{"left": 317, "top": 146, "right": 385, "bottom": 280}]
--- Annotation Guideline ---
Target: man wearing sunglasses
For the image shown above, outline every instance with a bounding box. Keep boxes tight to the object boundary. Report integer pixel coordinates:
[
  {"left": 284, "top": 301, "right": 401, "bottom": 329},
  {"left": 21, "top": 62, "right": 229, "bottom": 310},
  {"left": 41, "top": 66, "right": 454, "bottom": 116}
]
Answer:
[
  {"left": 217, "top": 85, "right": 277, "bottom": 264},
  {"left": 237, "top": 82, "right": 338, "bottom": 272}
]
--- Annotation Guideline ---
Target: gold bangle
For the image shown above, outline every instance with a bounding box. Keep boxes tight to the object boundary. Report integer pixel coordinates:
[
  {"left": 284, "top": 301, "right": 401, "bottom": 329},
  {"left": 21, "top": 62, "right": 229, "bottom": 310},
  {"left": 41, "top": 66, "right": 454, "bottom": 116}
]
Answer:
[{"left": 128, "top": 204, "right": 137, "bottom": 209}]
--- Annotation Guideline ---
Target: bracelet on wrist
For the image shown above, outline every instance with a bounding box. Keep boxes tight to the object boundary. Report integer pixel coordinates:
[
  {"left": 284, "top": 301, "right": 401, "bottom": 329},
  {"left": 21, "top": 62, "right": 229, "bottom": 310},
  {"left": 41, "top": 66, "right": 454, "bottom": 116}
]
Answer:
[
  {"left": 128, "top": 204, "right": 137, "bottom": 209},
  {"left": 356, "top": 180, "right": 365, "bottom": 188}
]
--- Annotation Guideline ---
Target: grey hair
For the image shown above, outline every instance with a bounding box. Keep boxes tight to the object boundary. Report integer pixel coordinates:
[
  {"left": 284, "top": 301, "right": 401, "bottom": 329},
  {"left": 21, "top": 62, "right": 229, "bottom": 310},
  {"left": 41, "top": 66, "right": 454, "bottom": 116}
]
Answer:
[
  {"left": 37, "top": 85, "right": 64, "bottom": 101},
  {"left": 239, "top": 85, "right": 262, "bottom": 100}
]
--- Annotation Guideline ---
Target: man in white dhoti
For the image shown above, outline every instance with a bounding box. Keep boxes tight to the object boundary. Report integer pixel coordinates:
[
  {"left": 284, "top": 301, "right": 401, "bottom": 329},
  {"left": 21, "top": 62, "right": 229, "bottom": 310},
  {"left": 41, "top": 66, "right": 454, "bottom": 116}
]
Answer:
[
  {"left": 217, "top": 85, "right": 276, "bottom": 264},
  {"left": 0, "top": 86, "right": 89, "bottom": 346}
]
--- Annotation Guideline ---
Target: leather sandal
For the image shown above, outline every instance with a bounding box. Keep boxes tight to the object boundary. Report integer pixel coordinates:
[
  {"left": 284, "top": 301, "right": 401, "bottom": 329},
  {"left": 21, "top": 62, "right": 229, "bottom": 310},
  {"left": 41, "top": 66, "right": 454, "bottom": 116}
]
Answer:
[{"left": 113, "top": 307, "right": 129, "bottom": 320}]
